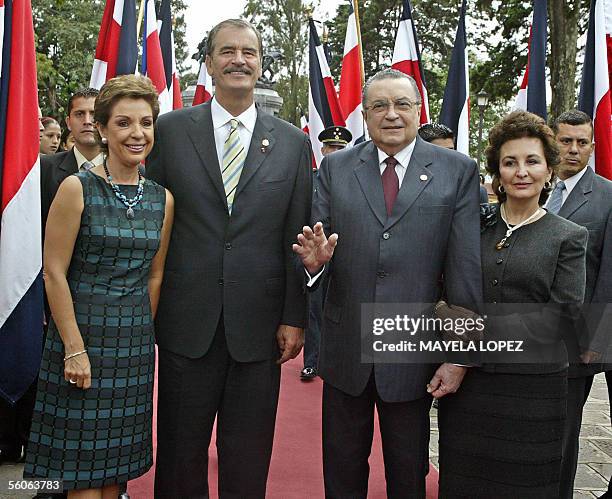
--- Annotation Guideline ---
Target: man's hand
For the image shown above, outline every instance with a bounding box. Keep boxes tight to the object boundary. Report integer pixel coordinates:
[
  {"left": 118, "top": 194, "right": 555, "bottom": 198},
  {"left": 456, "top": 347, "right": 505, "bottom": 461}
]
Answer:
[
  {"left": 427, "top": 363, "right": 467, "bottom": 399},
  {"left": 580, "top": 350, "right": 602, "bottom": 364},
  {"left": 277, "top": 325, "right": 304, "bottom": 364},
  {"left": 292, "top": 222, "right": 338, "bottom": 275}
]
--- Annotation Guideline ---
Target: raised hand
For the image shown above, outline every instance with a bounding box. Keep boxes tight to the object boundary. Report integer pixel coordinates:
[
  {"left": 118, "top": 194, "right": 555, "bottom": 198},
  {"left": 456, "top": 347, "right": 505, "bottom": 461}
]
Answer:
[{"left": 292, "top": 221, "right": 338, "bottom": 275}]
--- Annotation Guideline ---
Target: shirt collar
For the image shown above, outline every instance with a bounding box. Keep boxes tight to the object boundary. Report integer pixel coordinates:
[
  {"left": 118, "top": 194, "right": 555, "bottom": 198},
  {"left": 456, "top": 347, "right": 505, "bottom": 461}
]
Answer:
[
  {"left": 376, "top": 138, "right": 416, "bottom": 168},
  {"left": 73, "top": 146, "right": 104, "bottom": 168},
  {"left": 211, "top": 97, "right": 257, "bottom": 134},
  {"left": 560, "top": 164, "right": 589, "bottom": 194}
]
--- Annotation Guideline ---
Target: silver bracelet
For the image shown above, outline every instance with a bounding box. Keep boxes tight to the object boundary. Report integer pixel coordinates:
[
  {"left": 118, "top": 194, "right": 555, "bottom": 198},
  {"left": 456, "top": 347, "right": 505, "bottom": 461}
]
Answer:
[{"left": 64, "top": 349, "right": 87, "bottom": 362}]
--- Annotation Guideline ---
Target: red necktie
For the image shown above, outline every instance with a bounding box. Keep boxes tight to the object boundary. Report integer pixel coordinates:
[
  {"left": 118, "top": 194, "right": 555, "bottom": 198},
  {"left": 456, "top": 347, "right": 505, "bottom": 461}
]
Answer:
[{"left": 382, "top": 156, "right": 399, "bottom": 216}]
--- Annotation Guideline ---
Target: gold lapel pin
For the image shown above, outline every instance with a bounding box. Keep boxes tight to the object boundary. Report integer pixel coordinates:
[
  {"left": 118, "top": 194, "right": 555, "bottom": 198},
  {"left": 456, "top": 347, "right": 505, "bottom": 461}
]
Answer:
[
  {"left": 420, "top": 174, "right": 428, "bottom": 181},
  {"left": 261, "top": 138, "right": 270, "bottom": 153}
]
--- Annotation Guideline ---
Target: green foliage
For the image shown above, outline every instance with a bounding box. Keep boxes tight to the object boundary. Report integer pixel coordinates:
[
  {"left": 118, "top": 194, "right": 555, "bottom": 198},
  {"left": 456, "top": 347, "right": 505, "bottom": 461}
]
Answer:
[
  {"left": 244, "top": 0, "right": 312, "bottom": 125},
  {"left": 33, "top": 0, "right": 105, "bottom": 118}
]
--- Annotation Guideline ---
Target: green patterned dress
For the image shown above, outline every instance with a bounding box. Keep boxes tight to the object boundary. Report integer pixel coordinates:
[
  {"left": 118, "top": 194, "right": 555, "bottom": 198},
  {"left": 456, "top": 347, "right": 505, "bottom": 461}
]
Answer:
[{"left": 24, "top": 170, "right": 166, "bottom": 490}]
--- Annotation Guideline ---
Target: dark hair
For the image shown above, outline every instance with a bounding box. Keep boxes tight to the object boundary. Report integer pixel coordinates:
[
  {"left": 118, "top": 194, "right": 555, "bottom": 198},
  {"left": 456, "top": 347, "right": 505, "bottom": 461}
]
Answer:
[
  {"left": 41, "top": 116, "right": 60, "bottom": 129},
  {"left": 362, "top": 68, "right": 422, "bottom": 106},
  {"left": 207, "top": 19, "right": 263, "bottom": 58},
  {"left": 550, "top": 109, "right": 593, "bottom": 136},
  {"left": 94, "top": 75, "right": 160, "bottom": 154},
  {"left": 67, "top": 88, "right": 100, "bottom": 116},
  {"left": 59, "top": 127, "right": 73, "bottom": 150},
  {"left": 485, "top": 110, "right": 560, "bottom": 205},
  {"left": 418, "top": 123, "right": 455, "bottom": 143}
]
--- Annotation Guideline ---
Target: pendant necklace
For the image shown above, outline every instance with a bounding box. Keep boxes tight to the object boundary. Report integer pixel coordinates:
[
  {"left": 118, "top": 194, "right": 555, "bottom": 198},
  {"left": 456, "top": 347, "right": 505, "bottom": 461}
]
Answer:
[
  {"left": 496, "top": 203, "right": 543, "bottom": 250},
  {"left": 103, "top": 159, "right": 144, "bottom": 219}
]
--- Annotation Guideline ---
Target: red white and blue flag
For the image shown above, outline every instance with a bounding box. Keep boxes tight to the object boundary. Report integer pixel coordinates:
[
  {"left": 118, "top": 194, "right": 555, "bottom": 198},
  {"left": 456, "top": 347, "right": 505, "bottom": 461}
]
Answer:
[
  {"left": 192, "top": 60, "right": 213, "bottom": 106},
  {"left": 159, "top": 0, "right": 182, "bottom": 110},
  {"left": 90, "top": 0, "right": 138, "bottom": 89},
  {"left": 141, "top": 0, "right": 171, "bottom": 114},
  {"left": 0, "top": 0, "right": 44, "bottom": 403},
  {"left": 308, "top": 18, "right": 345, "bottom": 168},
  {"left": 514, "top": 0, "right": 548, "bottom": 119},
  {"left": 391, "top": 0, "right": 430, "bottom": 125},
  {"left": 439, "top": 0, "right": 469, "bottom": 155},
  {"left": 339, "top": 0, "right": 365, "bottom": 145},
  {"left": 579, "top": 0, "right": 612, "bottom": 180}
]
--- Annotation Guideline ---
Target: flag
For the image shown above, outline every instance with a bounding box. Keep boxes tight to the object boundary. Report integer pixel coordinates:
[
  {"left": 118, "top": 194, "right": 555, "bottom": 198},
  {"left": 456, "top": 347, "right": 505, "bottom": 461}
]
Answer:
[
  {"left": 192, "top": 60, "right": 213, "bottom": 106},
  {"left": 514, "top": 0, "right": 548, "bottom": 119},
  {"left": 308, "top": 18, "right": 345, "bottom": 168},
  {"left": 439, "top": 0, "right": 469, "bottom": 155},
  {"left": 0, "top": 0, "right": 44, "bottom": 403},
  {"left": 159, "top": 0, "right": 182, "bottom": 109},
  {"left": 339, "top": 0, "right": 365, "bottom": 145},
  {"left": 90, "top": 0, "right": 138, "bottom": 89},
  {"left": 391, "top": 0, "right": 430, "bottom": 124},
  {"left": 141, "top": 0, "right": 171, "bottom": 114},
  {"left": 579, "top": 0, "right": 612, "bottom": 179}
]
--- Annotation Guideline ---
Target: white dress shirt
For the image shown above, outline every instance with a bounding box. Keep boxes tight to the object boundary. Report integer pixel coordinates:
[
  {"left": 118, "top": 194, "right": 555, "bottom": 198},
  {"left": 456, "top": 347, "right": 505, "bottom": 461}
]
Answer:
[
  {"left": 211, "top": 97, "right": 257, "bottom": 168},
  {"left": 73, "top": 146, "right": 103, "bottom": 171}
]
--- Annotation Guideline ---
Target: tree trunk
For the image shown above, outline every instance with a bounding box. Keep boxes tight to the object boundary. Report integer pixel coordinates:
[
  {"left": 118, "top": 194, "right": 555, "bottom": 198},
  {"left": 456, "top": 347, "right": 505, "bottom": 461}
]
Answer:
[{"left": 548, "top": 0, "right": 580, "bottom": 121}]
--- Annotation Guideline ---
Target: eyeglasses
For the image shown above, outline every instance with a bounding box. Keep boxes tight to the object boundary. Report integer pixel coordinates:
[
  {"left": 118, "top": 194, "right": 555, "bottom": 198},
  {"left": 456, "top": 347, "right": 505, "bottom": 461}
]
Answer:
[{"left": 365, "top": 99, "right": 420, "bottom": 114}]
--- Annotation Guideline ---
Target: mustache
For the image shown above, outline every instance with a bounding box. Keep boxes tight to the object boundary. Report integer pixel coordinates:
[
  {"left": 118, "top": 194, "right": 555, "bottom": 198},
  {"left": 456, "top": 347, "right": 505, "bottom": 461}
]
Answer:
[{"left": 223, "top": 67, "right": 252, "bottom": 75}]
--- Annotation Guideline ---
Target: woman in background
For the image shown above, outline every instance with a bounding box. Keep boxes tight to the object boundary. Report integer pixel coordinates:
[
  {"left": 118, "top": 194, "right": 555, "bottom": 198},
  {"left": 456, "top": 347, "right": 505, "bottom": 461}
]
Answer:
[
  {"left": 24, "top": 74, "right": 174, "bottom": 499},
  {"left": 40, "top": 117, "right": 62, "bottom": 155}
]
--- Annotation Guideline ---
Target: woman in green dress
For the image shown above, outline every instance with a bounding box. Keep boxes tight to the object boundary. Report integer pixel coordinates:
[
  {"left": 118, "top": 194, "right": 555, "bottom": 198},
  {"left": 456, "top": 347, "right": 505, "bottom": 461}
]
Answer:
[{"left": 24, "top": 75, "right": 174, "bottom": 498}]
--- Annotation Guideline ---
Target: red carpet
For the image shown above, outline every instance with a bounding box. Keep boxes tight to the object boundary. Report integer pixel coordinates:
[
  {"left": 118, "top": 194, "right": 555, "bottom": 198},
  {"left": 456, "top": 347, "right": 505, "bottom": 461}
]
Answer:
[{"left": 129, "top": 354, "right": 439, "bottom": 498}]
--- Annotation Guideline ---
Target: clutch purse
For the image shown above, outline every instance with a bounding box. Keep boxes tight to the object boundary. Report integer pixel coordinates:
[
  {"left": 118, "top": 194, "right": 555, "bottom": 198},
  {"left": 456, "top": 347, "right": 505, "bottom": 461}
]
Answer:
[{"left": 434, "top": 300, "right": 484, "bottom": 342}]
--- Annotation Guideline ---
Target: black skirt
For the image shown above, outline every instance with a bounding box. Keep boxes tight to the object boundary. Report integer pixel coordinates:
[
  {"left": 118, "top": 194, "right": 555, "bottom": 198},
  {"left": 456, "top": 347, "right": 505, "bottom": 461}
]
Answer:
[{"left": 437, "top": 368, "right": 567, "bottom": 499}]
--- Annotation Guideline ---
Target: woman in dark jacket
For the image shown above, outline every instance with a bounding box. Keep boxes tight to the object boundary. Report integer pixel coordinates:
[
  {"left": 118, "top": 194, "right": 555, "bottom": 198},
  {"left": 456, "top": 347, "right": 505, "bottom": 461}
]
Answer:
[{"left": 438, "top": 111, "right": 587, "bottom": 498}]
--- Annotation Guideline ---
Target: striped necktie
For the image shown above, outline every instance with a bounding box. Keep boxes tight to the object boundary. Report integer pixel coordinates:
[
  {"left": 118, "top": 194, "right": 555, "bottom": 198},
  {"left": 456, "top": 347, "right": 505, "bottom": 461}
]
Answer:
[
  {"left": 547, "top": 180, "right": 565, "bottom": 215},
  {"left": 222, "top": 118, "right": 246, "bottom": 214}
]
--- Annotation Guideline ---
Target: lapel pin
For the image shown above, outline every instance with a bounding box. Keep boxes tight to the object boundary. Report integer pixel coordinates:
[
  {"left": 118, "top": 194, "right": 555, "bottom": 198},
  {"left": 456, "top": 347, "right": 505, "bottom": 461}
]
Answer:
[
  {"left": 261, "top": 138, "right": 270, "bottom": 153},
  {"left": 420, "top": 174, "right": 428, "bottom": 181}
]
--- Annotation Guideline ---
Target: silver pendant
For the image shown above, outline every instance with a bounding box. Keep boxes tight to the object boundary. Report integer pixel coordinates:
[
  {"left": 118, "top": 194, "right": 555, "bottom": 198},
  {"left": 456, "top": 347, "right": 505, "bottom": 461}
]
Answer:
[{"left": 126, "top": 207, "right": 135, "bottom": 219}]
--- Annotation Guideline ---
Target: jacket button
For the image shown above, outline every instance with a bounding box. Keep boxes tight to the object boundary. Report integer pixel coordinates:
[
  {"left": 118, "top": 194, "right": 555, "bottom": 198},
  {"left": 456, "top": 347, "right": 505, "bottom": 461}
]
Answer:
[
  {"left": 382, "top": 232, "right": 390, "bottom": 240},
  {"left": 218, "top": 278, "right": 224, "bottom": 285},
  {"left": 496, "top": 258, "right": 503, "bottom": 264},
  {"left": 492, "top": 279, "right": 498, "bottom": 286},
  {"left": 225, "top": 242, "right": 232, "bottom": 250},
  {"left": 377, "top": 271, "right": 387, "bottom": 278}
]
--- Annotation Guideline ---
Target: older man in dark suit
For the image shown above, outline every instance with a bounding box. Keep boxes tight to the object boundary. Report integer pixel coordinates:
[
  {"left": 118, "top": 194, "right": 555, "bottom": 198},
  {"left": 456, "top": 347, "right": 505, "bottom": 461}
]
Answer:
[
  {"left": 294, "top": 68, "right": 482, "bottom": 498},
  {"left": 146, "top": 19, "right": 312, "bottom": 498},
  {"left": 551, "top": 110, "right": 612, "bottom": 499}
]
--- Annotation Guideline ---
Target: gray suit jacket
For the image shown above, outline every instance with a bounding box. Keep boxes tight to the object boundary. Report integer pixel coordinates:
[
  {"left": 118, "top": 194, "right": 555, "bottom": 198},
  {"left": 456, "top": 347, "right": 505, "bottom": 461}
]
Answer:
[
  {"left": 558, "top": 167, "right": 612, "bottom": 376},
  {"left": 146, "top": 102, "right": 312, "bottom": 361},
  {"left": 314, "top": 137, "right": 483, "bottom": 402}
]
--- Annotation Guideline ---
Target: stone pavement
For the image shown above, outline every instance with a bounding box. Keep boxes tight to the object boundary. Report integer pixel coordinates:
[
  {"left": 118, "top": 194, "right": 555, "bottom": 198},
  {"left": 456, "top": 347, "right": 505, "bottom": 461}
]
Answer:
[{"left": 1, "top": 373, "right": 612, "bottom": 498}]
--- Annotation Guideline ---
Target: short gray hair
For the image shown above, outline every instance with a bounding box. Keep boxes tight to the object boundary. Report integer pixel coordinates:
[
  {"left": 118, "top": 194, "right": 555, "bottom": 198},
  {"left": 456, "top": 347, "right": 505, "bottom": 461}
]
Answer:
[
  {"left": 362, "top": 68, "right": 422, "bottom": 106},
  {"left": 206, "top": 19, "right": 263, "bottom": 59}
]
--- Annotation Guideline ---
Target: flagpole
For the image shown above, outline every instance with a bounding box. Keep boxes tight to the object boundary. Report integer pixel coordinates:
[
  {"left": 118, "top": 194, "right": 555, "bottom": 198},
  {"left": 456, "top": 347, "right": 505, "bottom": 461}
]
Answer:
[
  {"left": 352, "top": 0, "right": 365, "bottom": 86},
  {"left": 136, "top": 0, "right": 146, "bottom": 40}
]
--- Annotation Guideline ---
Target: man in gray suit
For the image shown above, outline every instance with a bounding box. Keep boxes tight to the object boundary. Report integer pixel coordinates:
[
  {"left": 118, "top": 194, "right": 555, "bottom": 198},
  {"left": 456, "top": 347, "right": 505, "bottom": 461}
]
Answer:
[
  {"left": 294, "top": 69, "right": 482, "bottom": 497},
  {"left": 551, "top": 110, "right": 612, "bottom": 499},
  {"left": 147, "top": 19, "right": 312, "bottom": 498}
]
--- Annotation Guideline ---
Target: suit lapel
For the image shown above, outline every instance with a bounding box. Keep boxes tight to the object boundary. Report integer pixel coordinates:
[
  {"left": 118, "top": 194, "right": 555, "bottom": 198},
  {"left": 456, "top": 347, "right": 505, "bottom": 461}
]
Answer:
[
  {"left": 235, "top": 110, "right": 275, "bottom": 197},
  {"left": 185, "top": 103, "right": 228, "bottom": 210},
  {"left": 58, "top": 149, "right": 79, "bottom": 174},
  {"left": 559, "top": 167, "right": 593, "bottom": 219},
  {"left": 385, "top": 138, "right": 432, "bottom": 230},
  {"left": 354, "top": 142, "right": 387, "bottom": 227}
]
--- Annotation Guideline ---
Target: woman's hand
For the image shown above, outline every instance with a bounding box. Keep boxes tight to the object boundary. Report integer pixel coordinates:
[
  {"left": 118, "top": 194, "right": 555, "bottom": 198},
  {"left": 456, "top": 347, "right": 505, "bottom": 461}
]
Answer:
[{"left": 64, "top": 352, "right": 91, "bottom": 389}]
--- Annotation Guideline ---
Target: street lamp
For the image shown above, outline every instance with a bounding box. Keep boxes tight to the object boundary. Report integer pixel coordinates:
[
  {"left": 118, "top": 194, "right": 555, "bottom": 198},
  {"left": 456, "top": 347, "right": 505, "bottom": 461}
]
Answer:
[{"left": 477, "top": 88, "right": 490, "bottom": 170}]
